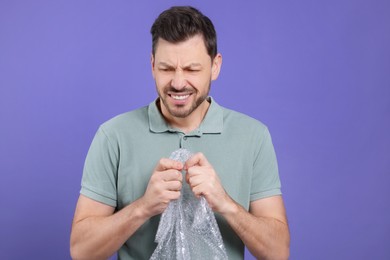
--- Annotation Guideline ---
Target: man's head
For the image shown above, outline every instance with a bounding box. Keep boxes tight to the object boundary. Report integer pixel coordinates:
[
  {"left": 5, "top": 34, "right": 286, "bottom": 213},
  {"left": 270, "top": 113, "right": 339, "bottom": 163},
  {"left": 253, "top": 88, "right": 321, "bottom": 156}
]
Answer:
[
  {"left": 150, "top": 6, "right": 222, "bottom": 124},
  {"left": 151, "top": 6, "right": 218, "bottom": 60}
]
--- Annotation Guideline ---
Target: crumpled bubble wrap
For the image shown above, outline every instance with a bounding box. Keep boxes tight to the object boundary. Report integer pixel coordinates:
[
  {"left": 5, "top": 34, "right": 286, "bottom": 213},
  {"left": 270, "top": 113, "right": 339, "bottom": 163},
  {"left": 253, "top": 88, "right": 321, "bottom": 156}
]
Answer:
[{"left": 150, "top": 148, "right": 228, "bottom": 260}]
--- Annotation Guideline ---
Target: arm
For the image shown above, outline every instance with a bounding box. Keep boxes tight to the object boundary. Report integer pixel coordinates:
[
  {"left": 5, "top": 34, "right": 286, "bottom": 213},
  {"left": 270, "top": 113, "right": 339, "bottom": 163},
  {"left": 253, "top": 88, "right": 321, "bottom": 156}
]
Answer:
[
  {"left": 223, "top": 196, "right": 290, "bottom": 260},
  {"left": 70, "top": 159, "right": 184, "bottom": 260},
  {"left": 70, "top": 195, "right": 147, "bottom": 260},
  {"left": 185, "top": 153, "right": 290, "bottom": 260}
]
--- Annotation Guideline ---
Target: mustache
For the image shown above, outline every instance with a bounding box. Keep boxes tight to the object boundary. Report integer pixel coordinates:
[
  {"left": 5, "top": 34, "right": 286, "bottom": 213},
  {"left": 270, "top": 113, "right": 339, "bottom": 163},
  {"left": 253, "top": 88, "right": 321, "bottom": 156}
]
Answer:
[{"left": 164, "top": 86, "right": 194, "bottom": 93}]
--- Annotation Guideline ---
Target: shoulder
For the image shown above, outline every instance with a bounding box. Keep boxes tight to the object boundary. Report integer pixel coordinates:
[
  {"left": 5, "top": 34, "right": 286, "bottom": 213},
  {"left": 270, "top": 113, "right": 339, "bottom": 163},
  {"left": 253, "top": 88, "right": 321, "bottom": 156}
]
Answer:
[
  {"left": 221, "top": 106, "right": 269, "bottom": 136},
  {"left": 98, "top": 106, "right": 149, "bottom": 136}
]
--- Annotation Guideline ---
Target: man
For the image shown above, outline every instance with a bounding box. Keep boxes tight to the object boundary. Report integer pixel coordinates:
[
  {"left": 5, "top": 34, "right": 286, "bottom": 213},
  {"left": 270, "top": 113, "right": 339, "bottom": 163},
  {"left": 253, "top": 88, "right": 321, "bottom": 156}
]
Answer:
[{"left": 70, "top": 6, "right": 290, "bottom": 260}]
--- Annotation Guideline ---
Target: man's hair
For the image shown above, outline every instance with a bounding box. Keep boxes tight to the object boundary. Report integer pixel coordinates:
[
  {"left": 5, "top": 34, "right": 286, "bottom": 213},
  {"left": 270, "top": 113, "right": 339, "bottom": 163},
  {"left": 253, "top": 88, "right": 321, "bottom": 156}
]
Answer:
[{"left": 150, "top": 6, "right": 217, "bottom": 59}]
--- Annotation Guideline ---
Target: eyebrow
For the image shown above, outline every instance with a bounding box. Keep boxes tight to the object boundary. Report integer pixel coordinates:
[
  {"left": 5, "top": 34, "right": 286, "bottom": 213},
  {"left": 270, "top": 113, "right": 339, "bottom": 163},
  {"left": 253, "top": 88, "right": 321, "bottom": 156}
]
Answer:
[{"left": 157, "top": 62, "right": 202, "bottom": 69}]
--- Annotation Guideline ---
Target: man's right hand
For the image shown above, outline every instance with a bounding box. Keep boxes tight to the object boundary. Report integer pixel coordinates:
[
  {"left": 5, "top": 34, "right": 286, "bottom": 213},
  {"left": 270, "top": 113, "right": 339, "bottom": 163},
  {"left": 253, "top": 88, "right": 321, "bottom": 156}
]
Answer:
[
  {"left": 139, "top": 158, "right": 183, "bottom": 218},
  {"left": 70, "top": 158, "right": 183, "bottom": 260}
]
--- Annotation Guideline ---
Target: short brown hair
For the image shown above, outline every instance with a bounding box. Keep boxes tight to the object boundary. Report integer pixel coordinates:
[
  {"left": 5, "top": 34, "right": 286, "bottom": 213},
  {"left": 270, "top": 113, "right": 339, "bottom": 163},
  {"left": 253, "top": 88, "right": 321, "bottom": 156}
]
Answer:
[{"left": 150, "top": 6, "right": 218, "bottom": 59}]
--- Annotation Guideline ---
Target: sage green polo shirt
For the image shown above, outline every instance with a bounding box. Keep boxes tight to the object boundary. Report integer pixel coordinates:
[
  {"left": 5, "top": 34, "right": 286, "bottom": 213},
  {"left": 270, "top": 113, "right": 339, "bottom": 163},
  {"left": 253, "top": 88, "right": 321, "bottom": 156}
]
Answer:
[{"left": 80, "top": 97, "right": 281, "bottom": 260}]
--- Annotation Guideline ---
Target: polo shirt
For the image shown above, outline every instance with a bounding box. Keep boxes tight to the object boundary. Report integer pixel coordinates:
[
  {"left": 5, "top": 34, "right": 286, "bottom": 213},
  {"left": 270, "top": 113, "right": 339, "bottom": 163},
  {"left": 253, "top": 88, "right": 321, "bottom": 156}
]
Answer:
[{"left": 80, "top": 97, "right": 281, "bottom": 260}]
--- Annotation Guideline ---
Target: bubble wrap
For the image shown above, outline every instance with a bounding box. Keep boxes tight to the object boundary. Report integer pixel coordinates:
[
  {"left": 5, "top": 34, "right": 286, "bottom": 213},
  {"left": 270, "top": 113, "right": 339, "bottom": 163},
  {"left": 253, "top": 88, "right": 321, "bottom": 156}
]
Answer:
[{"left": 150, "top": 148, "right": 228, "bottom": 260}]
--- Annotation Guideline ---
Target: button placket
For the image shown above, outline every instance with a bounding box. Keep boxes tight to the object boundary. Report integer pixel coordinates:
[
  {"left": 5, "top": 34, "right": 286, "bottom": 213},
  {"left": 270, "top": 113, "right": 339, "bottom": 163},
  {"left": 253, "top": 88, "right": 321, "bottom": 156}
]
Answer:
[{"left": 179, "top": 134, "right": 187, "bottom": 148}]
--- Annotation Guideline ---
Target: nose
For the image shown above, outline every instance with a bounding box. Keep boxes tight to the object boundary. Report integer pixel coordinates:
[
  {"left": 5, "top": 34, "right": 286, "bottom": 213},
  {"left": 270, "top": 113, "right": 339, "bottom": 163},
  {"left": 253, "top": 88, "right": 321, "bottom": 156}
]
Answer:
[{"left": 171, "top": 69, "right": 186, "bottom": 90}]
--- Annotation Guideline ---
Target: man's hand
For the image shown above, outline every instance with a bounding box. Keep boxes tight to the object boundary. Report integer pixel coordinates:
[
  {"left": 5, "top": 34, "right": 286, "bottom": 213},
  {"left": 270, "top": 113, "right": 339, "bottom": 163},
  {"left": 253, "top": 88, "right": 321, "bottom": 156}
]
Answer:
[
  {"left": 184, "top": 152, "right": 235, "bottom": 214},
  {"left": 140, "top": 158, "right": 184, "bottom": 218},
  {"left": 184, "top": 153, "right": 290, "bottom": 259},
  {"left": 70, "top": 158, "right": 184, "bottom": 259}
]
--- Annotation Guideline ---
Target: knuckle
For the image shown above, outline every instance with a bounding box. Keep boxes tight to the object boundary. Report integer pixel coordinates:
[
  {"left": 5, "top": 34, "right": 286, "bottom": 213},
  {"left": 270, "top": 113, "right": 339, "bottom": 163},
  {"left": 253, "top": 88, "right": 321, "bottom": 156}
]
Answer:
[
  {"left": 151, "top": 173, "right": 163, "bottom": 183},
  {"left": 159, "top": 158, "right": 167, "bottom": 165},
  {"left": 195, "top": 152, "right": 204, "bottom": 159}
]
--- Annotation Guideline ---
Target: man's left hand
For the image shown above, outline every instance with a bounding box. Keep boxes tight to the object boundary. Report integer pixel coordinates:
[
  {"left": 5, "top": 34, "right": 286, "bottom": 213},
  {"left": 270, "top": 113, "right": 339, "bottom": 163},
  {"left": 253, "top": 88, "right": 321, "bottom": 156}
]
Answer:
[{"left": 184, "top": 152, "right": 236, "bottom": 214}]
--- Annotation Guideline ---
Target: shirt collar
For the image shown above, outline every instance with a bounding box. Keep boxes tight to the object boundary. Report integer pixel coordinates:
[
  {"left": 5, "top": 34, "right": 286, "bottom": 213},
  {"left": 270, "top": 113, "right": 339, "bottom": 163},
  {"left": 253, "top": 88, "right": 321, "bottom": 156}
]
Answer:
[{"left": 148, "top": 96, "right": 223, "bottom": 135}]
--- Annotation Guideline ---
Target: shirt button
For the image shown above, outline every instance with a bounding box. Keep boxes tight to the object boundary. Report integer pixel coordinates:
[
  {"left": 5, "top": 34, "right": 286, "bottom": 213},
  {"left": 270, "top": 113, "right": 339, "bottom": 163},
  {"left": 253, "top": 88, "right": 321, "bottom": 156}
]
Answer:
[{"left": 183, "top": 136, "right": 187, "bottom": 140}]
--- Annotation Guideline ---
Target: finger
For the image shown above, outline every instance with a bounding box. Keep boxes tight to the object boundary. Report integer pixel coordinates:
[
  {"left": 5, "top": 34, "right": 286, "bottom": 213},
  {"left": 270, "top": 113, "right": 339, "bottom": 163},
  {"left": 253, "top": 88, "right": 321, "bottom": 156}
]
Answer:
[
  {"left": 184, "top": 152, "right": 210, "bottom": 169},
  {"left": 187, "top": 174, "right": 203, "bottom": 189},
  {"left": 164, "top": 180, "right": 182, "bottom": 191},
  {"left": 160, "top": 170, "right": 183, "bottom": 182},
  {"left": 186, "top": 165, "right": 204, "bottom": 177},
  {"left": 165, "top": 190, "right": 181, "bottom": 201},
  {"left": 191, "top": 185, "right": 204, "bottom": 199},
  {"left": 155, "top": 158, "right": 183, "bottom": 171}
]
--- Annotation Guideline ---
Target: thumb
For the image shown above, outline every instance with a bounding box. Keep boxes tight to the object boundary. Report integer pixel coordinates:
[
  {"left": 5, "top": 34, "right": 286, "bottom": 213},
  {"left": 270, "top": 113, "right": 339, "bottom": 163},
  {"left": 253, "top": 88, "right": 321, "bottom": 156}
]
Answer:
[{"left": 184, "top": 152, "right": 210, "bottom": 169}]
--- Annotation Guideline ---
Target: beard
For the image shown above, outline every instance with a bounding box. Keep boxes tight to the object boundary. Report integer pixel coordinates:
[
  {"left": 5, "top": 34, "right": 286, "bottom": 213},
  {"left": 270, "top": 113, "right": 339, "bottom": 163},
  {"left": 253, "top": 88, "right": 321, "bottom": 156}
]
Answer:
[{"left": 157, "top": 83, "right": 210, "bottom": 118}]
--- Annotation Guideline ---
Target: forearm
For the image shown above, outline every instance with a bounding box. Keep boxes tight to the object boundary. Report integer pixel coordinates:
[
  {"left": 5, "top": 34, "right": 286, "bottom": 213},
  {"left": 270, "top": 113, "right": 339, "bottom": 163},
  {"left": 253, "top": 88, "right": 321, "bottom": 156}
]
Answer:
[
  {"left": 222, "top": 201, "right": 290, "bottom": 260},
  {"left": 70, "top": 199, "right": 148, "bottom": 260}
]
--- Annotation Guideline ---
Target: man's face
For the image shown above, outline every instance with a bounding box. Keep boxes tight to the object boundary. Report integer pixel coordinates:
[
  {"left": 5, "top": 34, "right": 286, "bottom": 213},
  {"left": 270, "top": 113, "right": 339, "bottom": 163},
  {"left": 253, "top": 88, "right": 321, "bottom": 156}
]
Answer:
[{"left": 151, "top": 34, "right": 221, "bottom": 119}]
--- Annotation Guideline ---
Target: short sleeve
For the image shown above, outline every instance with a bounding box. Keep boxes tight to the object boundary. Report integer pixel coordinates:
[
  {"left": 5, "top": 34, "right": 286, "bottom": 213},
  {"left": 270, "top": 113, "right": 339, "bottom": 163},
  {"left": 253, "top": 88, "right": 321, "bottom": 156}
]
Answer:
[
  {"left": 80, "top": 126, "right": 118, "bottom": 207},
  {"left": 250, "top": 127, "right": 282, "bottom": 201}
]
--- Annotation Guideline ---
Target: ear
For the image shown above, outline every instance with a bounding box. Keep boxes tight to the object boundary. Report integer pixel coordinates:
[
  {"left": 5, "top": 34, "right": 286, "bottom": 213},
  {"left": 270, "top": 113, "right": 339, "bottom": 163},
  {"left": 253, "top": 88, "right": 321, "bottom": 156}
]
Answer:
[
  {"left": 211, "top": 53, "right": 222, "bottom": 81},
  {"left": 151, "top": 53, "right": 156, "bottom": 79}
]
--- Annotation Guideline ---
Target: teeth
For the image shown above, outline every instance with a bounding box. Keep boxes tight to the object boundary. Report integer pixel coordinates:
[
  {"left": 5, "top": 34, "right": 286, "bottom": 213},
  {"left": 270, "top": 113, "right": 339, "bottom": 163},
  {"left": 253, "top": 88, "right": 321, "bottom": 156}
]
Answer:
[{"left": 171, "top": 95, "right": 189, "bottom": 100}]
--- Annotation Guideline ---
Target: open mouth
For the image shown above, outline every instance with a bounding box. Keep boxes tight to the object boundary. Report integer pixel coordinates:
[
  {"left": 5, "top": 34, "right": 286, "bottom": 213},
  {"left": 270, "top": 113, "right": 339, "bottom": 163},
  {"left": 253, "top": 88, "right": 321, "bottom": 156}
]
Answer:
[{"left": 170, "top": 94, "right": 190, "bottom": 100}]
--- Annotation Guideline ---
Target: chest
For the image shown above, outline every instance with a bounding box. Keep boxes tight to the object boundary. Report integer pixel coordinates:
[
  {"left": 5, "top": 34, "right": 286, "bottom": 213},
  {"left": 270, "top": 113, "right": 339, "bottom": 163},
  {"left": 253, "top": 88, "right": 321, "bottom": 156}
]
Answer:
[{"left": 115, "top": 133, "right": 255, "bottom": 210}]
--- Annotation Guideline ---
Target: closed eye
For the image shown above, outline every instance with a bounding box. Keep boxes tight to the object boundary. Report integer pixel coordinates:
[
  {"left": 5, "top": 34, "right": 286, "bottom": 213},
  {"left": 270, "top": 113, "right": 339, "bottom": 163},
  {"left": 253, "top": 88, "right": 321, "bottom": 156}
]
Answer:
[{"left": 158, "top": 67, "right": 174, "bottom": 72}]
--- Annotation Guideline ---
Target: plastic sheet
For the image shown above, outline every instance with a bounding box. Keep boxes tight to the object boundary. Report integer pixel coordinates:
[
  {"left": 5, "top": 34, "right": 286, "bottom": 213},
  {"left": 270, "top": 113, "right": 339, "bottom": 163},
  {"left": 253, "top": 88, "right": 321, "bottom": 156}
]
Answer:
[{"left": 150, "top": 148, "right": 228, "bottom": 260}]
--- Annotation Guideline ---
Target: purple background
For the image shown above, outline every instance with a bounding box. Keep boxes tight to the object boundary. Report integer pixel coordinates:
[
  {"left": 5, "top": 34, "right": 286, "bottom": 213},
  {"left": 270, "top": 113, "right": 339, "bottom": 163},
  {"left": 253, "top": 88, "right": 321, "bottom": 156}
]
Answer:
[{"left": 1, "top": 1, "right": 389, "bottom": 259}]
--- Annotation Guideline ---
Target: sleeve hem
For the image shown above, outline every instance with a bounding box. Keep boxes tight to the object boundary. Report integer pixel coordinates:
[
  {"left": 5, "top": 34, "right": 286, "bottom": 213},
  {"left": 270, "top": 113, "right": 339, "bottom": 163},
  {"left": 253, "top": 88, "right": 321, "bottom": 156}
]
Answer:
[
  {"left": 250, "top": 188, "right": 282, "bottom": 201},
  {"left": 80, "top": 186, "right": 117, "bottom": 208}
]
